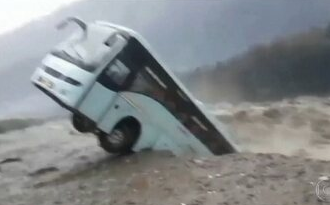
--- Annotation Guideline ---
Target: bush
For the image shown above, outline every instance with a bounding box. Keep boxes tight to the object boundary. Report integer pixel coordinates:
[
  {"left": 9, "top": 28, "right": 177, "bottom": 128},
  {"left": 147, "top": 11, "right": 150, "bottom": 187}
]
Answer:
[{"left": 183, "top": 26, "right": 330, "bottom": 103}]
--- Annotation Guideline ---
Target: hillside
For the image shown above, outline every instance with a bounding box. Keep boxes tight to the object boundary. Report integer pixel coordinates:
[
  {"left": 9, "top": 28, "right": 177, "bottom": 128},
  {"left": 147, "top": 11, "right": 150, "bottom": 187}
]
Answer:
[
  {"left": 183, "top": 25, "right": 330, "bottom": 103},
  {"left": 2, "top": 1, "right": 330, "bottom": 117}
]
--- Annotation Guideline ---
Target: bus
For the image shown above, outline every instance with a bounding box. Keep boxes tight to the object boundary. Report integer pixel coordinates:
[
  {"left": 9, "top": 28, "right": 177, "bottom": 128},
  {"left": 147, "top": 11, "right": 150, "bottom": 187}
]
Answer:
[{"left": 31, "top": 17, "right": 239, "bottom": 156}]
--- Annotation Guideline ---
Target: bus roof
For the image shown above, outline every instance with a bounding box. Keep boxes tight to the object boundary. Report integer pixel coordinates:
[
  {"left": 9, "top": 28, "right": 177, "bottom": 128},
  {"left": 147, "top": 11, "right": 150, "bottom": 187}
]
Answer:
[{"left": 96, "top": 21, "right": 240, "bottom": 152}]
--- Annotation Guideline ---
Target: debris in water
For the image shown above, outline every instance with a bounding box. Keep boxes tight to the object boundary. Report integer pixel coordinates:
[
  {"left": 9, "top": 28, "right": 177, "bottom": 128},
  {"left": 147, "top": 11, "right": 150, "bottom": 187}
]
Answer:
[
  {"left": 192, "top": 159, "right": 204, "bottom": 165},
  {"left": 207, "top": 190, "right": 217, "bottom": 194},
  {"left": 215, "top": 173, "right": 221, "bottom": 178},
  {"left": 318, "top": 176, "right": 329, "bottom": 181},
  {"left": 29, "top": 166, "right": 59, "bottom": 177},
  {"left": 0, "top": 157, "right": 22, "bottom": 164},
  {"left": 125, "top": 200, "right": 136, "bottom": 205}
]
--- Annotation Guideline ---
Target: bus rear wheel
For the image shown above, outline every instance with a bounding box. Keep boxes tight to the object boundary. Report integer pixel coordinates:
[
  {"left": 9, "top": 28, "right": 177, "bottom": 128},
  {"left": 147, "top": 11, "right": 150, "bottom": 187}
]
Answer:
[{"left": 98, "top": 120, "right": 140, "bottom": 154}]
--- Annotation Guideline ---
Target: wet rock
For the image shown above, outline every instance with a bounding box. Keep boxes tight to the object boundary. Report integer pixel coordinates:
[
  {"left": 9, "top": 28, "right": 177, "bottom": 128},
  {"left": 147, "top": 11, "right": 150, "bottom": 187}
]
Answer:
[
  {"left": 321, "top": 133, "right": 330, "bottom": 140},
  {"left": 78, "top": 184, "right": 87, "bottom": 190},
  {"left": 78, "top": 155, "right": 89, "bottom": 161},
  {"left": 196, "top": 179, "right": 211, "bottom": 191},
  {"left": 269, "top": 184, "right": 276, "bottom": 191},
  {"left": 292, "top": 149, "right": 309, "bottom": 158},
  {"left": 310, "top": 137, "right": 330, "bottom": 145},
  {"left": 247, "top": 193, "right": 255, "bottom": 198},
  {"left": 129, "top": 175, "right": 149, "bottom": 190},
  {"left": 192, "top": 159, "right": 204, "bottom": 166},
  {"left": 68, "top": 130, "right": 77, "bottom": 135},
  {"left": 33, "top": 181, "right": 48, "bottom": 188},
  {"left": 163, "top": 186, "right": 174, "bottom": 194},
  {"left": 246, "top": 183, "right": 254, "bottom": 189},
  {"left": 303, "top": 192, "right": 315, "bottom": 203},
  {"left": 188, "top": 196, "right": 206, "bottom": 205},
  {"left": 262, "top": 108, "right": 282, "bottom": 121},
  {"left": 311, "top": 119, "right": 330, "bottom": 133},
  {"left": 153, "top": 169, "right": 160, "bottom": 174},
  {"left": 0, "top": 157, "right": 22, "bottom": 164},
  {"left": 219, "top": 188, "right": 226, "bottom": 192},
  {"left": 125, "top": 200, "right": 136, "bottom": 205},
  {"left": 233, "top": 111, "right": 249, "bottom": 121},
  {"left": 215, "top": 173, "right": 222, "bottom": 178},
  {"left": 290, "top": 115, "right": 306, "bottom": 128},
  {"left": 207, "top": 175, "right": 214, "bottom": 179},
  {"left": 295, "top": 169, "right": 306, "bottom": 177},
  {"left": 29, "top": 166, "right": 59, "bottom": 177}
]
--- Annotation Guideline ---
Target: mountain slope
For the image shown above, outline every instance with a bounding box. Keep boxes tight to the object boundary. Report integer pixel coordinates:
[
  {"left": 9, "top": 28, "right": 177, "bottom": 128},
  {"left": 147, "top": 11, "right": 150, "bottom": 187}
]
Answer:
[
  {"left": 184, "top": 27, "right": 330, "bottom": 103},
  {"left": 2, "top": 0, "right": 330, "bottom": 116}
]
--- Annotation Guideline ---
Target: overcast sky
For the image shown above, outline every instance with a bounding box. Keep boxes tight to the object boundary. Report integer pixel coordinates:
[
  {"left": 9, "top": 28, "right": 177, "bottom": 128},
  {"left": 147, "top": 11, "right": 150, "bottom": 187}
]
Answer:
[
  {"left": 2, "top": 0, "right": 330, "bottom": 117},
  {"left": 2, "top": 0, "right": 330, "bottom": 69},
  {"left": 0, "top": 0, "right": 81, "bottom": 34}
]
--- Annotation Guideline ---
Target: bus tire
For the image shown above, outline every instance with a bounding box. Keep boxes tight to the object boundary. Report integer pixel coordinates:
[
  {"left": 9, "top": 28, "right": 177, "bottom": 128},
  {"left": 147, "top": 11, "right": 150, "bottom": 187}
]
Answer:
[
  {"left": 98, "top": 118, "right": 140, "bottom": 154},
  {"left": 71, "top": 113, "right": 93, "bottom": 133}
]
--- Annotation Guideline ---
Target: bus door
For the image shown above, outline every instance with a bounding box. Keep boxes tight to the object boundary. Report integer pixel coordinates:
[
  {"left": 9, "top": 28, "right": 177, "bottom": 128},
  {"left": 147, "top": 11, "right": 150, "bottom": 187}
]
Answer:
[
  {"left": 77, "top": 57, "right": 132, "bottom": 122},
  {"left": 77, "top": 38, "right": 141, "bottom": 122}
]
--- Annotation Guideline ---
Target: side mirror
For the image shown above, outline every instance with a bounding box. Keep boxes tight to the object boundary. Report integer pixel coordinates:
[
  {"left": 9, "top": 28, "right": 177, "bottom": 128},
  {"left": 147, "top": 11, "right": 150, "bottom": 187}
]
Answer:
[{"left": 56, "top": 17, "right": 87, "bottom": 41}]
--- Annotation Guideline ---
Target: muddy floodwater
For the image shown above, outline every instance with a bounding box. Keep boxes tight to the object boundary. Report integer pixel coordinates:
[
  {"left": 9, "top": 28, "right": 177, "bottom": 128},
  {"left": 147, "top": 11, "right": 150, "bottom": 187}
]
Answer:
[{"left": 1, "top": 97, "right": 330, "bottom": 205}]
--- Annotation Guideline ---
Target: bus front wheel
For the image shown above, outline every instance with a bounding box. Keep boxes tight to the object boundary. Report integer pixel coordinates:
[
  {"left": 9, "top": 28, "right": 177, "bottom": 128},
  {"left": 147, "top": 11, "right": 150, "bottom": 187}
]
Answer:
[
  {"left": 98, "top": 119, "right": 140, "bottom": 154},
  {"left": 71, "top": 114, "right": 93, "bottom": 133}
]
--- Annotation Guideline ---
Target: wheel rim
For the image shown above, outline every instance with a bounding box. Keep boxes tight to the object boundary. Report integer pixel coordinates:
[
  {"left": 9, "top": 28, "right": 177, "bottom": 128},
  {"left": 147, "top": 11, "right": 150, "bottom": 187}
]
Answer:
[{"left": 107, "top": 129, "right": 124, "bottom": 146}]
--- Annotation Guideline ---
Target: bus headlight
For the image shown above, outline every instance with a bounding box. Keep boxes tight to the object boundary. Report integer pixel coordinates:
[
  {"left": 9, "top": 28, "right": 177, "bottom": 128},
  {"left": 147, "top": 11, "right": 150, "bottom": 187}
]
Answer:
[{"left": 38, "top": 76, "right": 54, "bottom": 89}]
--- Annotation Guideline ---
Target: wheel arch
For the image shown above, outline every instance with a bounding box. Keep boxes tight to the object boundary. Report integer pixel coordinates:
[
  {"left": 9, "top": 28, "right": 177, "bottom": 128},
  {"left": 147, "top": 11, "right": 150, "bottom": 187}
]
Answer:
[
  {"left": 114, "top": 116, "right": 142, "bottom": 138},
  {"left": 97, "top": 116, "right": 142, "bottom": 154}
]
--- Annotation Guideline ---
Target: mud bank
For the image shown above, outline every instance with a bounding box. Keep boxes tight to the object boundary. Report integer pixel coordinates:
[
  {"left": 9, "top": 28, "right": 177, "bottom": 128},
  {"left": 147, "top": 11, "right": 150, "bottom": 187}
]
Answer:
[{"left": 1, "top": 97, "right": 330, "bottom": 204}]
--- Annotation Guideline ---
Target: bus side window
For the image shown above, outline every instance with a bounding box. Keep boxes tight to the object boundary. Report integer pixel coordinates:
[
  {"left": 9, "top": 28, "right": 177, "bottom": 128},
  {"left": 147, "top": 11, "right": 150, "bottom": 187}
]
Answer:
[
  {"left": 131, "top": 70, "right": 166, "bottom": 101},
  {"left": 130, "top": 73, "right": 150, "bottom": 93},
  {"left": 105, "top": 60, "right": 130, "bottom": 85},
  {"left": 165, "top": 91, "right": 187, "bottom": 123}
]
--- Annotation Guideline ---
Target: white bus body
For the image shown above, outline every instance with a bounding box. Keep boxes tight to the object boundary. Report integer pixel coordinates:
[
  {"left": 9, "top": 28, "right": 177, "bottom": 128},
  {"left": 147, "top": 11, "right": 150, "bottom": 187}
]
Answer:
[{"left": 31, "top": 17, "right": 239, "bottom": 156}]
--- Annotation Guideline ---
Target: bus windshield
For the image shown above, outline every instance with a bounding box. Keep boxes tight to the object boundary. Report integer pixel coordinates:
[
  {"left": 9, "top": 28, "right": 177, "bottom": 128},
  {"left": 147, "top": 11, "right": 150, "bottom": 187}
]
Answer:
[
  {"left": 50, "top": 49, "right": 96, "bottom": 72},
  {"left": 51, "top": 29, "right": 111, "bottom": 73}
]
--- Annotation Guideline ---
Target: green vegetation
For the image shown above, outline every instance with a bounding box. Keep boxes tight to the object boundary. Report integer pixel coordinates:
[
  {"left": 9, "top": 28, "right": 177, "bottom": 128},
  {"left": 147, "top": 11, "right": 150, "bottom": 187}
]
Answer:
[{"left": 183, "top": 25, "right": 330, "bottom": 103}]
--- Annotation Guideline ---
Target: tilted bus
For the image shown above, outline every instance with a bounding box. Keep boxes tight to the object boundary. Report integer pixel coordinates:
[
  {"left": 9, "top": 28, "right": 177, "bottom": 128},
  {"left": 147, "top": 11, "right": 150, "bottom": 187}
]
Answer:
[{"left": 31, "top": 17, "right": 238, "bottom": 156}]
